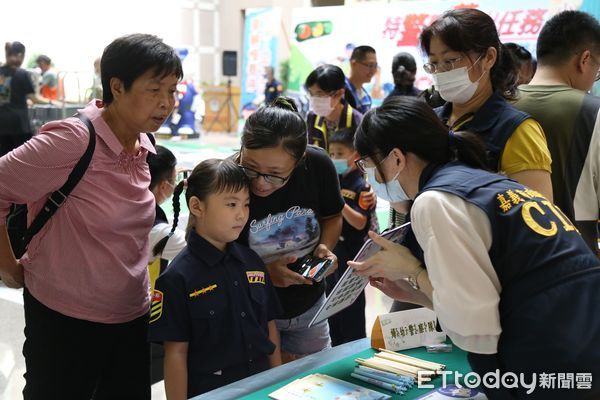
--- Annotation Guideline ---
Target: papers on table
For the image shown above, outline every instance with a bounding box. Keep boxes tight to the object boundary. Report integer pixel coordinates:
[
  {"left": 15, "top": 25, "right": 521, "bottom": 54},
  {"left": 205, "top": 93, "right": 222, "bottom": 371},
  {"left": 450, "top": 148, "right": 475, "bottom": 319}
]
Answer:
[{"left": 269, "top": 373, "right": 392, "bottom": 400}]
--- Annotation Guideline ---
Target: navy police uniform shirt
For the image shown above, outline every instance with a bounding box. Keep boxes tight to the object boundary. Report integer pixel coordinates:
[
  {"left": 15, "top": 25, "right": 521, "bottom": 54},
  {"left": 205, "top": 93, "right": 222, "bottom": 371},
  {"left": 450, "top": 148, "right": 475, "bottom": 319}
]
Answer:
[
  {"left": 339, "top": 168, "right": 371, "bottom": 244},
  {"left": 148, "top": 229, "right": 281, "bottom": 397},
  {"left": 264, "top": 79, "right": 283, "bottom": 104}
]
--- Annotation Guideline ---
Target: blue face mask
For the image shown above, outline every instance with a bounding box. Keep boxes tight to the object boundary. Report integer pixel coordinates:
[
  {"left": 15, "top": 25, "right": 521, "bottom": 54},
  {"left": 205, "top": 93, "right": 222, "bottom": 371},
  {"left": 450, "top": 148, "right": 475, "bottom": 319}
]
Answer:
[
  {"left": 332, "top": 159, "right": 350, "bottom": 175},
  {"left": 366, "top": 166, "right": 410, "bottom": 203}
]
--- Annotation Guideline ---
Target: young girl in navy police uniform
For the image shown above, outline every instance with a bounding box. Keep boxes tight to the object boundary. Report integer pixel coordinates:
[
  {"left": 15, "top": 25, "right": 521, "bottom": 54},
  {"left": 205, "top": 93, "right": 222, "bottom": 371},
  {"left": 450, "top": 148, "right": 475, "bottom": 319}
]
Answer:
[{"left": 148, "top": 159, "right": 281, "bottom": 398}]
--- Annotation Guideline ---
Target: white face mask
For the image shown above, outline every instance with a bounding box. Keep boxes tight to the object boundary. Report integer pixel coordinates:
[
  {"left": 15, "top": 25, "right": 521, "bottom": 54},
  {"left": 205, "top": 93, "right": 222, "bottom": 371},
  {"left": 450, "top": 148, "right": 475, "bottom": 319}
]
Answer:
[
  {"left": 366, "top": 165, "right": 410, "bottom": 203},
  {"left": 310, "top": 96, "right": 334, "bottom": 117},
  {"left": 432, "top": 56, "right": 485, "bottom": 104}
]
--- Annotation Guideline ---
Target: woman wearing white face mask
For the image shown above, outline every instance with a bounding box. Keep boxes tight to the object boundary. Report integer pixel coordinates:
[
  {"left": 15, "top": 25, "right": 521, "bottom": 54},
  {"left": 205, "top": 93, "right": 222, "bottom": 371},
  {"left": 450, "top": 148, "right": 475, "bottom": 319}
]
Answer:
[
  {"left": 350, "top": 97, "right": 600, "bottom": 400},
  {"left": 420, "top": 8, "right": 554, "bottom": 202},
  {"left": 305, "top": 64, "right": 363, "bottom": 151}
]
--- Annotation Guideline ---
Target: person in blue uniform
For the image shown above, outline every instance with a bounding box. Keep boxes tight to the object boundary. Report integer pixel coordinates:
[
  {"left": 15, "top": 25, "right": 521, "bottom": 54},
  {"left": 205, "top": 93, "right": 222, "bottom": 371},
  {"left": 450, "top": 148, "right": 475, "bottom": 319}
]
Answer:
[
  {"left": 148, "top": 158, "right": 282, "bottom": 399},
  {"left": 264, "top": 66, "right": 282, "bottom": 105},
  {"left": 326, "top": 128, "right": 372, "bottom": 346},
  {"left": 350, "top": 96, "right": 600, "bottom": 400},
  {"left": 305, "top": 64, "right": 362, "bottom": 151},
  {"left": 344, "top": 45, "right": 377, "bottom": 114}
]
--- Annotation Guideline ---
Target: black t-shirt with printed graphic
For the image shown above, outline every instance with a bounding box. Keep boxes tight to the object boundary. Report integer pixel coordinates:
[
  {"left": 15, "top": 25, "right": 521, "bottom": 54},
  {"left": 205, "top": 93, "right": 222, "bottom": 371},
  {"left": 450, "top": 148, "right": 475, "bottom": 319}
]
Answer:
[
  {"left": 0, "top": 66, "right": 34, "bottom": 136},
  {"left": 238, "top": 145, "right": 345, "bottom": 319}
]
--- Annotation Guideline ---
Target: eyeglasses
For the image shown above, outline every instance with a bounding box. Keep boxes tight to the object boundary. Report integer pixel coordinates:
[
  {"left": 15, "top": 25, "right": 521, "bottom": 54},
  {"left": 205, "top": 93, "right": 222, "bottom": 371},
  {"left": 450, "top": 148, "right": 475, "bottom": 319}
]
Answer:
[
  {"left": 355, "top": 153, "right": 385, "bottom": 174},
  {"left": 423, "top": 57, "right": 464, "bottom": 74},
  {"left": 239, "top": 165, "right": 292, "bottom": 186},
  {"left": 358, "top": 61, "right": 379, "bottom": 70}
]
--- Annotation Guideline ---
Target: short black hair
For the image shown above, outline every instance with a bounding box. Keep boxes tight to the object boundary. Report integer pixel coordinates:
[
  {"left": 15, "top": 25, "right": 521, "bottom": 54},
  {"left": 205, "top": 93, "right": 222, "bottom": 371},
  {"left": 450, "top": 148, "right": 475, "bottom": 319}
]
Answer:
[
  {"left": 5, "top": 41, "right": 25, "bottom": 56},
  {"left": 350, "top": 45, "right": 376, "bottom": 62},
  {"left": 329, "top": 128, "right": 356, "bottom": 149},
  {"left": 100, "top": 33, "right": 183, "bottom": 104},
  {"left": 305, "top": 64, "right": 345, "bottom": 92},
  {"left": 536, "top": 11, "right": 600, "bottom": 66},
  {"left": 391, "top": 52, "right": 417, "bottom": 73},
  {"left": 36, "top": 54, "right": 51, "bottom": 65},
  {"left": 147, "top": 145, "right": 177, "bottom": 191}
]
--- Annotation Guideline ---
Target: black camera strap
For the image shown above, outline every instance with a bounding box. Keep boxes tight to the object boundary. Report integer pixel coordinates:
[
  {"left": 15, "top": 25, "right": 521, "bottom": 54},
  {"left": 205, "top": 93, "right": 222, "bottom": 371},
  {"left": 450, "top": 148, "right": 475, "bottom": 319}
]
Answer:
[{"left": 20, "top": 114, "right": 96, "bottom": 251}]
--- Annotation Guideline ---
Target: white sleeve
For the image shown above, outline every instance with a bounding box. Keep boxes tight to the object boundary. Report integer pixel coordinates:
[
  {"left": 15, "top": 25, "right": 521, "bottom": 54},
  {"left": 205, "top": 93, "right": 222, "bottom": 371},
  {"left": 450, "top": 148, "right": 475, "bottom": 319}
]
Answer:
[
  {"left": 148, "top": 222, "right": 187, "bottom": 262},
  {"left": 574, "top": 107, "right": 600, "bottom": 221},
  {"left": 411, "top": 190, "right": 502, "bottom": 354}
]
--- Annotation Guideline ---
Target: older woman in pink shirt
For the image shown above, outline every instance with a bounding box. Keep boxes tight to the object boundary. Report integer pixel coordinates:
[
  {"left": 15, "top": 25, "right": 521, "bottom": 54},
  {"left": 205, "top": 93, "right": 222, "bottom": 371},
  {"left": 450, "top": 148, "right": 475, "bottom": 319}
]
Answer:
[{"left": 0, "top": 34, "right": 182, "bottom": 399}]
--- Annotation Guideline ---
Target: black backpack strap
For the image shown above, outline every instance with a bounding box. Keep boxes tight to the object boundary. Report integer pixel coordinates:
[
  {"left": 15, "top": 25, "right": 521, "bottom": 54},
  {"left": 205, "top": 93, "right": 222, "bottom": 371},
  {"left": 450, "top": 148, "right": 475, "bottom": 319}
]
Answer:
[{"left": 21, "top": 114, "right": 96, "bottom": 250}]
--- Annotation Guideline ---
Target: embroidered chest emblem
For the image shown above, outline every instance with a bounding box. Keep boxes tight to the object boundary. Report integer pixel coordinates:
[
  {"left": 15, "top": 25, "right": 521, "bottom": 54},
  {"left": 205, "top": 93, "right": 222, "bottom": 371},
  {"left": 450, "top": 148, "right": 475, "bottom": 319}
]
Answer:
[
  {"left": 189, "top": 284, "right": 218, "bottom": 298},
  {"left": 246, "top": 271, "right": 265, "bottom": 285}
]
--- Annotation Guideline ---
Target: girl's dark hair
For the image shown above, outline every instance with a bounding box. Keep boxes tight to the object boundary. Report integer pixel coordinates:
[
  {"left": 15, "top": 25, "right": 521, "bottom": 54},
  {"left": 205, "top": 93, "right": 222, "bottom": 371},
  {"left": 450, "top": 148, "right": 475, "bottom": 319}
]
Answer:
[
  {"left": 354, "top": 96, "right": 488, "bottom": 182},
  {"left": 153, "top": 158, "right": 249, "bottom": 256},
  {"left": 101, "top": 33, "right": 183, "bottom": 105},
  {"left": 147, "top": 145, "right": 177, "bottom": 191},
  {"left": 241, "top": 96, "right": 307, "bottom": 161},
  {"left": 305, "top": 64, "right": 346, "bottom": 93},
  {"left": 420, "top": 8, "right": 519, "bottom": 99}
]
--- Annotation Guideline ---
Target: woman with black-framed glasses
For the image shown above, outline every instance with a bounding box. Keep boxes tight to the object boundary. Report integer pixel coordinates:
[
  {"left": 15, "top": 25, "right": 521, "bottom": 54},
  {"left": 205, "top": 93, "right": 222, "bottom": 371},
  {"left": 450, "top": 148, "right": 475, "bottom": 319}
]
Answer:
[
  {"left": 421, "top": 8, "right": 553, "bottom": 202},
  {"left": 235, "top": 96, "right": 345, "bottom": 362}
]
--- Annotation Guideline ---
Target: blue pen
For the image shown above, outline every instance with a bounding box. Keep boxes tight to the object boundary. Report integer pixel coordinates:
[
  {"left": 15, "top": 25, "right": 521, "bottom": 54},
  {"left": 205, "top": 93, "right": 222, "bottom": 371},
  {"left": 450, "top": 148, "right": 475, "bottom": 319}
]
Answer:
[
  {"left": 356, "top": 365, "right": 415, "bottom": 386},
  {"left": 353, "top": 368, "right": 412, "bottom": 388},
  {"left": 351, "top": 372, "right": 407, "bottom": 394}
]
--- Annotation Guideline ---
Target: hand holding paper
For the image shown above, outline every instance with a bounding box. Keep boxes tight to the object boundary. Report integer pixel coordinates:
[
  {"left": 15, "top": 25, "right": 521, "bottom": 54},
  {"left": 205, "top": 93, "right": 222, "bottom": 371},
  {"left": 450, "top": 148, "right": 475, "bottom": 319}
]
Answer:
[{"left": 349, "top": 231, "right": 421, "bottom": 281}]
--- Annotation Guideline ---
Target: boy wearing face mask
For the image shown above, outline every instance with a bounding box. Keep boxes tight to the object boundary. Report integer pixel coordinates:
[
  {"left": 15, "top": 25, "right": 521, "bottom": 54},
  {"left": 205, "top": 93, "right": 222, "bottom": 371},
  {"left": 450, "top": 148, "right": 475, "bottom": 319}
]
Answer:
[
  {"left": 305, "top": 64, "right": 363, "bottom": 150},
  {"left": 326, "top": 128, "right": 372, "bottom": 346}
]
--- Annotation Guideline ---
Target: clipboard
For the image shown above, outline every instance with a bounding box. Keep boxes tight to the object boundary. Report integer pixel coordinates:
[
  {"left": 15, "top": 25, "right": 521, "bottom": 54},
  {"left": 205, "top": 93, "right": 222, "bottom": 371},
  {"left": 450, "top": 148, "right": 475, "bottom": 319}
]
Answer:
[{"left": 308, "top": 222, "right": 411, "bottom": 327}]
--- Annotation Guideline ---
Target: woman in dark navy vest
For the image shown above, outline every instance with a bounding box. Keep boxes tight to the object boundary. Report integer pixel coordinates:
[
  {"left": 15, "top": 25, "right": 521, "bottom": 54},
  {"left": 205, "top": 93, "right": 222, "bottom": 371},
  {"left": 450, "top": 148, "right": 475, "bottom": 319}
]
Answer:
[
  {"left": 420, "top": 8, "right": 553, "bottom": 201},
  {"left": 350, "top": 97, "right": 600, "bottom": 400}
]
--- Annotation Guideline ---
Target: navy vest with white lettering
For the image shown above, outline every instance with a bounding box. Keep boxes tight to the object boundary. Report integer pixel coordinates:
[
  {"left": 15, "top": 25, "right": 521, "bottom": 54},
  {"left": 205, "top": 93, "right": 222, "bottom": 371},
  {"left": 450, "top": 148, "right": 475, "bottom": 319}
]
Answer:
[{"left": 417, "top": 163, "right": 599, "bottom": 318}]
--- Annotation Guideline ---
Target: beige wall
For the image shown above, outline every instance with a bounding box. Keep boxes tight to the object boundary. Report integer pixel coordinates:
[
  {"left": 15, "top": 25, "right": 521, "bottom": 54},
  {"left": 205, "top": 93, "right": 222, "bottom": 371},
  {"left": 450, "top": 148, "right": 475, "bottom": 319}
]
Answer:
[{"left": 192, "top": 0, "right": 308, "bottom": 86}]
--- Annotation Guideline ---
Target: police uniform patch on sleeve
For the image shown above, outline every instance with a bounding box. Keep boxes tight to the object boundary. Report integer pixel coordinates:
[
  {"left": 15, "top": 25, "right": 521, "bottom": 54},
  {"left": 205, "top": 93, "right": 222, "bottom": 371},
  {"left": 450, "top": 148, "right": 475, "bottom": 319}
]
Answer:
[
  {"left": 149, "top": 290, "right": 163, "bottom": 323},
  {"left": 246, "top": 271, "right": 265, "bottom": 284},
  {"left": 341, "top": 189, "right": 357, "bottom": 201},
  {"left": 189, "top": 284, "right": 217, "bottom": 298}
]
